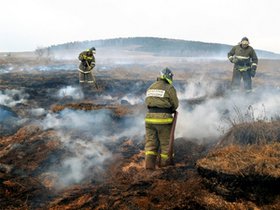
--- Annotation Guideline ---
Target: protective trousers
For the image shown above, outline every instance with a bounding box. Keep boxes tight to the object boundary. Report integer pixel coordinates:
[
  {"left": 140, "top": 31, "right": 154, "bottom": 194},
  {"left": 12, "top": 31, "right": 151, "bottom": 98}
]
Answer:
[
  {"left": 145, "top": 123, "right": 172, "bottom": 169},
  {"left": 231, "top": 68, "right": 252, "bottom": 91},
  {"left": 79, "top": 71, "right": 94, "bottom": 84}
]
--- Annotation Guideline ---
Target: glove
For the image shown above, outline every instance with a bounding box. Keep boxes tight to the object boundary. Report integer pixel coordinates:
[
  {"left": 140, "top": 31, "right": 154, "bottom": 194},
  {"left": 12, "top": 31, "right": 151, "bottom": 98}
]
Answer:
[
  {"left": 88, "top": 65, "right": 94, "bottom": 70},
  {"left": 251, "top": 64, "right": 257, "bottom": 71},
  {"left": 228, "top": 56, "right": 234, "bottom": 63},
  {"left": 250, "top": 70, "right": 256, "bottom": 77}
]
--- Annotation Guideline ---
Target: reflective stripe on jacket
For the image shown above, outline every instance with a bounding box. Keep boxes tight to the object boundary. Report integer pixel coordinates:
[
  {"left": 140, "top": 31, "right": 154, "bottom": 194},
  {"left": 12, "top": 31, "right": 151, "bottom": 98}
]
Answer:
[
  {"left": 145, "top": 117, "right": 173, "bottom": 124},
  {"left": 228, "top": 44, "right": 258, "bottom": 72},
  {"left": 145, "top": 78, "right": 178, "bottom": 124}
]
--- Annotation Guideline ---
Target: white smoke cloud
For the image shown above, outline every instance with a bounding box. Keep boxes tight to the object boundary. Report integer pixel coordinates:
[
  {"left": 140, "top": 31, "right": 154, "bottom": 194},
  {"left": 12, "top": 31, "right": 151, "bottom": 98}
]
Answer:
[
  {"left": 176, "top": 86, "right": 280, "bottom": 142},
  {"left": 176, "top": 98, "right": 223, "bottom": 140},
  {"left": 58, "top": 135, "right": 112, "bottom": 186},
  {"left": 120, "top": 94, "right": 145, "bottom": 105},
  {"left": 101, "top": 94, "right": 118, "bottom": 101},
  {"left": 56, "top": 86, "right": 84, "bottom": 100},
  {"left": 29, "top": 108, "right": 47, "bottom": 117},
  {"left": 177, "top": 77, "right": 219, "bottom": 100},
  {"left": 0, "top": 89, "right": 28, "bottom": 107},
  {"left": 248, "top": 90, "right": 280, "bottom": 120},
  {"left": 41, "top": 108, "right": 144, "bottom": 187}
]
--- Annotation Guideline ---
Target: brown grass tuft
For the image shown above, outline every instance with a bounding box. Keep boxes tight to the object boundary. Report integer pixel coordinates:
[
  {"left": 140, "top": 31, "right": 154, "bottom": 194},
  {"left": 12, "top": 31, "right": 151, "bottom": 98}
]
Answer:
[
  {"left": 218, "top": 120, "right": 280, "bottom": 146},
  {"left": 197, "top": 142, "right": 280, "bottom": 178}
]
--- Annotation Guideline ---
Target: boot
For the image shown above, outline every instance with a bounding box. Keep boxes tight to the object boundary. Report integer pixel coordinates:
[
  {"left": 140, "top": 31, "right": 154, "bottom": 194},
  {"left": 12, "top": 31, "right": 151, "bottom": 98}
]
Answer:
[
  {"left": 145, "top": 155, "right": 157, "bottom": 170},
  {"left": 160, "top": 157, "right": 174, "bottom": 168}
]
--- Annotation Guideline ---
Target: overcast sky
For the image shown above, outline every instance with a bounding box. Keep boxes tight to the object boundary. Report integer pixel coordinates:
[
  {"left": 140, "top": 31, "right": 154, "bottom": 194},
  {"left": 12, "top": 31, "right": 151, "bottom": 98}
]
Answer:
[{"left": 1, "top": 0, "right": 280, "bottom": 53}]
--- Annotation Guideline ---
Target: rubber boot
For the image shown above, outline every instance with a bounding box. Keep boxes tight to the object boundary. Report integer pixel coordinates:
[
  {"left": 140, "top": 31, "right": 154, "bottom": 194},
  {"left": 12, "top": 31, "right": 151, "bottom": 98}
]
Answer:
[
  {"left": 145, "top": 155, "right": 157, "bottom": 170},
  {"left": 160, "top": 158, "right": 174, "bottom": 167}
]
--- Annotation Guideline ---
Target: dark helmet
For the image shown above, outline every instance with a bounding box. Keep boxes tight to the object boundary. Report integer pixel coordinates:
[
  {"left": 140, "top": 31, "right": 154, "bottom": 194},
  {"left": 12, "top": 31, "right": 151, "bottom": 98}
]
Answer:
[
  {"left": 160, "top": 67, "right": 174, "bottom": 84},
  {"left": 240, "top": 37, "right": 249, "bottom": 48},
  {"left": 86, "top": 47, "right": 96, "bottom": 55},
  {"left": 241, "top": 37, "right": 249, "bottom": 42},
  {"left": 86, "top": 50, "right": 93, "bottom": 56}
]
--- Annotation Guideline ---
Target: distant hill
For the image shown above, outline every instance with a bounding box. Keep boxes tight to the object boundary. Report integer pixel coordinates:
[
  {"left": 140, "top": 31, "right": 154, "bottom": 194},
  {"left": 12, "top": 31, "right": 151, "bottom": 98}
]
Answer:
[{"left": 46, "top": 37, "right": 280, "bottom": 59}]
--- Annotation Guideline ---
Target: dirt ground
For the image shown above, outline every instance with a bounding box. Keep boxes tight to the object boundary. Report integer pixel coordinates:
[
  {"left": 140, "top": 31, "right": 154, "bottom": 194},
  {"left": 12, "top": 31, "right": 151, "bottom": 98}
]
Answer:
[{"left": 1, "top": 54, "right": 280, "bottom": 209}]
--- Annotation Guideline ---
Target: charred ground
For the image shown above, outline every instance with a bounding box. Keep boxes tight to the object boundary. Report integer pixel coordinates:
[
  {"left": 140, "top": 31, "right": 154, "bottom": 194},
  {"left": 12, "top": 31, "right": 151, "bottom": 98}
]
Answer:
[{"left": 1, "top": 55, "right": 280, "bottom": 209}]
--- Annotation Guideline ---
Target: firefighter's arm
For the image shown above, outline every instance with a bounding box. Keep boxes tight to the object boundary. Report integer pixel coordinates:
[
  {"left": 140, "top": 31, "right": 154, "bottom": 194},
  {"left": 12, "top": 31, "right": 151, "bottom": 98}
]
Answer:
[
  {"left": 78, "top": 52, "right": 85, "bottom": 61},
  {"left": 168, "top": 86, "right": 179, "bottom": 112},
  {"left": 91, "top": 56, "right": 96, "bottom": 68},
  {"left": 228, "top": 46, "right": 236, "bottom": 63},
  {"left": 88, "top": 62, "right": 95, "bottom": 70},
  {"left": 251, "top": 49, "right": 258, "bottom": 71}
]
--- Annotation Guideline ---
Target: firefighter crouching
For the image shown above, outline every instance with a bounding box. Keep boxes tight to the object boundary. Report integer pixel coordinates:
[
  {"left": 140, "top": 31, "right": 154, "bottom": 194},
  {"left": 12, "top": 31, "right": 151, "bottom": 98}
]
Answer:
[
  {"left": 228, "top": 37, "right": 258, "bottom": 92},
  {"left": 145, "top": 68, "right": 179, "bottom": 170},
  {"left": 78, "top": 47, "right": 96, "bottom": 85}
]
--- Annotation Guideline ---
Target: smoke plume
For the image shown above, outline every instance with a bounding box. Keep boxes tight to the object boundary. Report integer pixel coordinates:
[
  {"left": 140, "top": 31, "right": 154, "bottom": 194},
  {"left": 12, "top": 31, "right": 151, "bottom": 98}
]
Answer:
[
  {"left": 56, "top": 86, "right": 84, "bottom": 100},
  {"left": 0, "top": 89, "right": 28, "bottom": 107},
  {"left": 176, "top": 83, "right": 280, "bottom": 142},
  {"left": 41, "top": 108, "right": 144, "bottom": 187}
]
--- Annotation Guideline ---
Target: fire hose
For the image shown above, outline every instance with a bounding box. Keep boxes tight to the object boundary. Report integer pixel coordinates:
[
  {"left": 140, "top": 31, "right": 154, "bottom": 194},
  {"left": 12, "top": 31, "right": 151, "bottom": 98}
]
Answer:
[{"left": 168, "top": 111, "right": 178, "bottom": 165}]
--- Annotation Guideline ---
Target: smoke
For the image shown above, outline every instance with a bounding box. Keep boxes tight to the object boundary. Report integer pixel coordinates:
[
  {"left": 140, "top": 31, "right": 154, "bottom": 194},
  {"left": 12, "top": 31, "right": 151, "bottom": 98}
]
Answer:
[
  {"left": 0, "top": 89, "right": 28, "bottom": 107},
  {"left": 177, "top": 76, "right": 220, "bottom": 99},
  {"left": 120, "top": 94, "right": 145, "bottom": 105},
  {"left": 56, "top": 86, "right": 84, "bottom": 100},
  {"left": 0, "top": 64, "right": 14, "bottom": 73},
  {"left": 176, "top": 84, "right": 280, "bottom": 142},
  {"left": 31, "top": 64, "right": 77, "bottom": 71},
  {"left": 0, "top": 89, "right": 29, "bottom": 135},
  {"left": 244, "top": 89, "right": 280, "bottom": 120},
  {"left": 29, "top": 108, "right": 47, "bottom": 117},
  {"left": 41, "top": 108, "right": 144, "bottom": 187},
  {"left": 177, "top": 98, "right": 223, "bottom": 141},
  {"left": 101, "top": 94, "right": 118, "bottom": 101},
  {"left": 57, "top": 133, "right": 112, "bottom": 186}
]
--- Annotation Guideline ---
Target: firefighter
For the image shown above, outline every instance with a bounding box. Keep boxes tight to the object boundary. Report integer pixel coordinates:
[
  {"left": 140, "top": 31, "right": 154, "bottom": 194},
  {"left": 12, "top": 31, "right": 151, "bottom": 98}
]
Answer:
[
  {"left": 78, "top": 47, "right": 97, "bottom": 86},
  {"left": 228, "top": 37, "right": 258, "bottom": 92},
  {"left": 144, "top": 67, "right": 179, "bottom": 170}
]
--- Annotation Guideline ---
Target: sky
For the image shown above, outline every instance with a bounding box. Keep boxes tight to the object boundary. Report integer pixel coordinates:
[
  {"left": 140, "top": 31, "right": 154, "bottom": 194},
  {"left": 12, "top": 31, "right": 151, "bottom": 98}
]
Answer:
[{"left": 1, "top": 0, "right": 280, "bottom": 53}]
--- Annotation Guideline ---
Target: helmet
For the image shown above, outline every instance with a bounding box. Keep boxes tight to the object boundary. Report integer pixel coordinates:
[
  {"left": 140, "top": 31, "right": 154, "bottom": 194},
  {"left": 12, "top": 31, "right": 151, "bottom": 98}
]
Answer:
[
  {"left": 241, "top": 37, "right": 249, "bottom": 42},
  {"left": 86, "top": 50, "right": 93, "bottom": 56},
  {"left": 160, "top": 67, "right": 174, "bottom": 84},
  {"left": 87, "top": 47, "right": 96, "bottom": 54},
  {"left": 240, "top": 37, "right": 249, "bottom": 47}
]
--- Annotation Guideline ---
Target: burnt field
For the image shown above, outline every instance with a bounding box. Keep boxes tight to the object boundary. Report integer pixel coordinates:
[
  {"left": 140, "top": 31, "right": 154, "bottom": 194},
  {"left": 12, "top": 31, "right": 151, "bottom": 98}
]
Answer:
[{"left": 1, "top": 55, "right": 280, "bottom": 209}]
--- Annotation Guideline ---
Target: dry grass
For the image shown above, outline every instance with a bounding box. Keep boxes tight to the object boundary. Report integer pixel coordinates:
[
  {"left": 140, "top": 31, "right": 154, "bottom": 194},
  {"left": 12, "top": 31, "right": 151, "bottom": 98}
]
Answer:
[
  {"left": 198, "top": 119, "right": 280, "bottom": 177},
  {"left": 50, "top": 102, "right": 134, "bottom": 117},
  {"left": 1, "top": 52, "right": 280, "bottom": 209},
  {"left": 218, "top": 120, "right": 280, "bottom": 146},
  {"left": 1, "top": 52, "right": 280, "bottom": 84},
  {"left": 197, "top": 142, "right": 280, "bottom": 178}
]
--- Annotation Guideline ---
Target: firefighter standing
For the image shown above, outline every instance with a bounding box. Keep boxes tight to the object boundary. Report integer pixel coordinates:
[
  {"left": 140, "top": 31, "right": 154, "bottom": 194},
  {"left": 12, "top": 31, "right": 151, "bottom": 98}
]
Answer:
[
  {"left": 228, "top": 37, "right": 258, "bottom": 92},
  {"left": 145, "top": 68, "right": 179, "bottom": 170},
  {"left": 78, "top": 47, "right": 97, "bottom": 87}
]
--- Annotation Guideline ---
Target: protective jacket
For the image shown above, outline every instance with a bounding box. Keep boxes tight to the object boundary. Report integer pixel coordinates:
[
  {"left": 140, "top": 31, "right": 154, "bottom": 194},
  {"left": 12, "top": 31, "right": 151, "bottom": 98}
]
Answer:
[
  {"left": 78, "top": 51, "right": 95, "bottom": 72},
  {"left": 228, "top": 45, "right": 258, "bottom": 72},
  {"left": 145, "top": 78, "right": 178, "bottom": 124}
]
